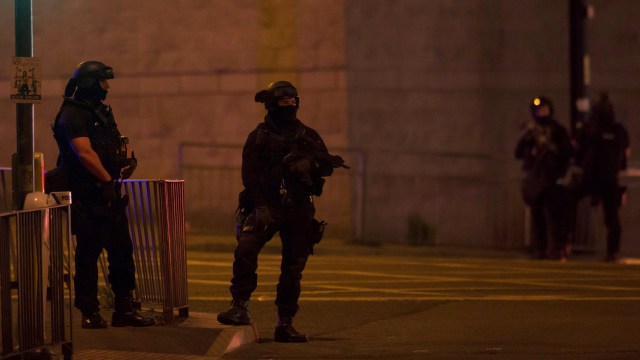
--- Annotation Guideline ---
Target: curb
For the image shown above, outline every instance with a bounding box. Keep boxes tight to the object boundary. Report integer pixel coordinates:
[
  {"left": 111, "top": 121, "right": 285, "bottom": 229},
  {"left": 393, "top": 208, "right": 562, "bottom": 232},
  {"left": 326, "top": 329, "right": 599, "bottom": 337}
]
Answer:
[
  {"left": 72, "top": 311, "right": 259, "bottom": 359},
  {"left": 182, "top": 311, "right": 260, "bottom": 357},
  {"left": 207, "top": 323, "right": 260, "bottom": 357}
]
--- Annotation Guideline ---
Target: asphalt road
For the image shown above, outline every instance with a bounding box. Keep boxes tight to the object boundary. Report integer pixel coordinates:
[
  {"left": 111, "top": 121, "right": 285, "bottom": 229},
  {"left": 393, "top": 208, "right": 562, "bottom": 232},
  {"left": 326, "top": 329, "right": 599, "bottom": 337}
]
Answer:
[{"left": 184, "top": 238, "right": 640, "bottom": 359}]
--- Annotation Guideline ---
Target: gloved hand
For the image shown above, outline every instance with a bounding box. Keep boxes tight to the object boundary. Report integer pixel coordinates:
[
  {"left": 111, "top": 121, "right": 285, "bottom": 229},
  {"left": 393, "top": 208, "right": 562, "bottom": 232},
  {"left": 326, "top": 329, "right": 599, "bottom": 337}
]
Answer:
[
  {"left": 284, "top": 149, "right": 312, "bottom": 171},
  {"left": 283, "top": 151, "right": 313, "bottom": 185},
  {"left": 331, "top": 155, "right": 345, "bottom": 168},
  {"left": 100, "top": 180, "right": 116, "bottom": 206},
  {"left": 121, "top": 151, "right": 137, "bottom": 180},
  {"left": 254, "top": 205, "right": 272, "bottom": 228}
]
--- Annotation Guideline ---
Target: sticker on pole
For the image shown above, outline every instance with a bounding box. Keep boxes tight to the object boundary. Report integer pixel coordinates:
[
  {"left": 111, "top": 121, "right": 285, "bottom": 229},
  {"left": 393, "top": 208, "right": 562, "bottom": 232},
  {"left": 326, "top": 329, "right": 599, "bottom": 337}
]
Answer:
[{"left": 10, "top": 57, "right": 41, "bottom": 104}]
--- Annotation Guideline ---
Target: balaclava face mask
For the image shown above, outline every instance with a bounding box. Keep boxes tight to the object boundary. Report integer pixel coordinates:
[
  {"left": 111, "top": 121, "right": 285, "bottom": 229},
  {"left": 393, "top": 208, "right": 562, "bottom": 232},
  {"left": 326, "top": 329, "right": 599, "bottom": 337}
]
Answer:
[
  {"left": 532, "top": 104, "right": 552, "bottom": 125},
  {"left": 74, "top": 81, "right": 108, "bottom": 103},
  {"left": 269, "top": 105, "right": 297, "bottom": 129},
  {"left": 533, "top": 113, "right": 551, "bottom": 125}
]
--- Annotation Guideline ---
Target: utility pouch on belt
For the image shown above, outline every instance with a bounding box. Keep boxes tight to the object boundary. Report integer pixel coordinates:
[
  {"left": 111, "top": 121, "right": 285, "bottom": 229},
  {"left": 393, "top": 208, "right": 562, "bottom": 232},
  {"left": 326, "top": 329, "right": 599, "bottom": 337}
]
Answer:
[
  {"left": 237, "top": 190, "right": 253, "bottom": 213},
  {"left": 235, "top": 190, "right": 254, "bottom": 239},
  {"left": 235, "top": 211, "right": 250, "bottom": 239},
  {"left": 309, "top": 218, "right": 327, "bottom": 255}
]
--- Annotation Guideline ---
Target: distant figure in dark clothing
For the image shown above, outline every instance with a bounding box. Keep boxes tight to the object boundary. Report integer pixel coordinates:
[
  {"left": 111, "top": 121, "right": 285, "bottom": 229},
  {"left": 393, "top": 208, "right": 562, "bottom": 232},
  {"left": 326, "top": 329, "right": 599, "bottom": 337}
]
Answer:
[
  {"left": 515, "top": 96, "right": 573, "bottom": 260},
  {"left": 575, "top": 92, "right": 630, "bottom": 262}
]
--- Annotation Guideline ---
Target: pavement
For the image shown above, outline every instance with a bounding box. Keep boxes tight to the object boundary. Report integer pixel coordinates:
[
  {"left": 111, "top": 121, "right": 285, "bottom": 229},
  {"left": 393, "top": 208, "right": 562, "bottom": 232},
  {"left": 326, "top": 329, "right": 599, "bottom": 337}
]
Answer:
[
  {"left": 34, "top": 235, "right": 640, "bottom": 359},
  {"left": 73, "top": 310, "right": 258, "bottom": 359},
  {"left": 68, "top": 236, "right": 514, "bottom": 359},
  {"left": 70, "top": 233, "right": 259, "bottom": 359}
]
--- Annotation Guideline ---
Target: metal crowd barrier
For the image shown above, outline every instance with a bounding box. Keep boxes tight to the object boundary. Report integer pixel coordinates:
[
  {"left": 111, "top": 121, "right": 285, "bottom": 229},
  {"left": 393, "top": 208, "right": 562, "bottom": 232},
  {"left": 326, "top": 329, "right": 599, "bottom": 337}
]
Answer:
[
  {"left": 122, "top": 180, "right": 189, "bottom": 323},
  {"left": 0, "top": 205, "right": 73, "bottom": 359}
]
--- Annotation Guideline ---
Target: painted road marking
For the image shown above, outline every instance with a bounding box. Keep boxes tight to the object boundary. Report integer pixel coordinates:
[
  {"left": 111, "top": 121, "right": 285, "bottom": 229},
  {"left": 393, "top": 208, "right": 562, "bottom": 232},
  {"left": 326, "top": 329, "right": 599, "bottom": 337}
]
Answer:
[
  {"left": 187, "top": 254, "right": 640, "bottom": 302},
  {"left": 188, "top": 295, "right": 640, "bottom": 301}
]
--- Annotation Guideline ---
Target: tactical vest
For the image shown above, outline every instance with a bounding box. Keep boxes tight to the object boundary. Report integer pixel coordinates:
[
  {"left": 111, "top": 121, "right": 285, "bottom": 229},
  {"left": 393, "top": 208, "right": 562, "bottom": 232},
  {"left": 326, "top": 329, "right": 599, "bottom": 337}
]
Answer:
[
  {"left": 53, "top": 98, "right": 126, "bottom": 183},
  {"left": 254, "top": 122, "right": 324, "bottom": 201},
  {"left": 583, "top": 122, "right": 627, "bottom": 177}
]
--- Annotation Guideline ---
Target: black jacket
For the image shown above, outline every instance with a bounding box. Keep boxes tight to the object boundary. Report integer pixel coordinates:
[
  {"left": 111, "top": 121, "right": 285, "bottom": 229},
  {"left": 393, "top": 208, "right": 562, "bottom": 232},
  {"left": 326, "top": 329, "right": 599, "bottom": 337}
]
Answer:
[
  {"left": 54, "top": 98, "right": 125, "bottom": 191},
  {"left": 576, "top": 120, "right": 629, "bottom": 180},
  {"left": 242, "top": 116, "right": 334, "bottom": 208},
  {"left": 515, "top": 118, "right": 573, "bottom": 183}
]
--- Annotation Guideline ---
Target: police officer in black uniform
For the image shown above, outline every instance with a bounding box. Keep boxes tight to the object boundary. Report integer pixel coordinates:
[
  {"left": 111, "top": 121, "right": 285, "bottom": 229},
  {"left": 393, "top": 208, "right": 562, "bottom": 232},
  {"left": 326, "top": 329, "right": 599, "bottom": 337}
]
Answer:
[
  {"left": 217, "top": 81, "right": 336, "bottom": 342},
  {"left": 515, "top": 96, "right": 573, "bottom": 260},
  {"left": 53, "top": 61, "right": 154, "bottom": 328},
  {"left": 575, "top": 93, "right": 630, "bottom": 262}
]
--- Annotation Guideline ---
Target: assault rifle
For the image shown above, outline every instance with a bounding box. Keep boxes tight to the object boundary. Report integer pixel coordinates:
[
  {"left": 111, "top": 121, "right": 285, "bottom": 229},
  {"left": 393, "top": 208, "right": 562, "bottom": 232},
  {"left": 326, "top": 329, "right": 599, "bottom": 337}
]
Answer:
[{"left": 256, "top": 128, "right": 351, "bottom": 170}]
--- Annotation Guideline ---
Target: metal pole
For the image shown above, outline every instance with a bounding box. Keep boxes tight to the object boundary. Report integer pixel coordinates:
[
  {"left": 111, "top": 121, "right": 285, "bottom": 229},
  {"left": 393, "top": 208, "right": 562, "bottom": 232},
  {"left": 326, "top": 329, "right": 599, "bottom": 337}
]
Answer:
[
  {"left": 569, "top": 0, "right": 590, "bottom": 137},
  {"left": 14, "top": 0, "right": 35, "bottom": 209}
]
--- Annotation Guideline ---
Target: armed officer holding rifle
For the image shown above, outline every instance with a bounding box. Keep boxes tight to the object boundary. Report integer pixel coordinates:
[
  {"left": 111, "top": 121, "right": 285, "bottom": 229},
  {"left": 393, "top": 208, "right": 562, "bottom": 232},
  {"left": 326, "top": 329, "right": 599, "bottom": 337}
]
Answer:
[
  {"left": 515, "top": 96, "right": 573, "bottom": 260},
  {"left": 217, "top": 81, "right": 347, "bottom": 342}
]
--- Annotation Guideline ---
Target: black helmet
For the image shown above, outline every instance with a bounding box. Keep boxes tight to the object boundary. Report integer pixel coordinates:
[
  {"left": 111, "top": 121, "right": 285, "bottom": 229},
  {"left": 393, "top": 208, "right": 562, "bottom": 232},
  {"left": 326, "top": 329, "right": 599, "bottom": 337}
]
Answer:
[
  {"left": 73, "top": 61, "right": 114, "bottom": 89},
  {"left": 530, "top": 96, "right": 554, "bottom": 118},
  {"left": 64, "top": 60, "right": 114, "bottom": 99},
  {"left": 255, "top": 81, "right": 299, "bottom": 110}
]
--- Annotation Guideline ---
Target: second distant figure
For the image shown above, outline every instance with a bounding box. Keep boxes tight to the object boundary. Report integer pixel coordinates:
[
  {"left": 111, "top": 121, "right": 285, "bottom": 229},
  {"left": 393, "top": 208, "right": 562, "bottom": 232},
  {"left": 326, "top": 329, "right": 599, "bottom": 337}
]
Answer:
[{"left": 575, "top": 93, "right": 630, "bottom": 262}]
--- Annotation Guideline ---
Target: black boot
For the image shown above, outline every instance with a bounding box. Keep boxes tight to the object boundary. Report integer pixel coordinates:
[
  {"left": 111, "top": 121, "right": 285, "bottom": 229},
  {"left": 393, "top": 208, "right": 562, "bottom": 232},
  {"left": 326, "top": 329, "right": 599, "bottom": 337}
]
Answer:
[
  {"left": 111, "top": 294, "right": 155, "bottom": 327},
  {"left": 81, "top": 312, "right": 108, "bottom": 329},
  {"left": 217, "top": 299, "right": 251, "bottom": 325},
  {"left": 274, "top": 316, "right": 308, "bottom": 343}
]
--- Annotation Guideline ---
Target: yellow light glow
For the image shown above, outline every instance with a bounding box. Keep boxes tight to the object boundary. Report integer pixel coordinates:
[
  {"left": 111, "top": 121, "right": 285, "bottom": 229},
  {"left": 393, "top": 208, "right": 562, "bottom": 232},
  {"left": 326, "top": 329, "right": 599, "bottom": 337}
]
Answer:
[{"left": 533, "top": 98, "right": 541, "bottom": 106}]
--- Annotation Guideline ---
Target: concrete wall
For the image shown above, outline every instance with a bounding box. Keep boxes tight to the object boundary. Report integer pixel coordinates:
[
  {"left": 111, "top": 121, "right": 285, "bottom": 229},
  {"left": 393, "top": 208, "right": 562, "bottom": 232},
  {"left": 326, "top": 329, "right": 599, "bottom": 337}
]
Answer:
[
  {"left": 1, "top": 1, "right": 639, "bottom": 253},
  {"left": 589, "top": 0, "right": 640, "bottom": 154},
  {"left": 344, "top": 0, "right": 569, "bottom": 246}
]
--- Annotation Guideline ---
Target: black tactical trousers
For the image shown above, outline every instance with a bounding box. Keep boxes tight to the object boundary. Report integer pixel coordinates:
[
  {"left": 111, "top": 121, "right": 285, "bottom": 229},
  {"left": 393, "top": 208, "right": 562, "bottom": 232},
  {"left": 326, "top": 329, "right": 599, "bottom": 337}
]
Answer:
[
  {"left": 73, "top": 202, "right": 136, "bottom": 315},
  {"left": 230, "top": 202, "right": 315, "bottom": 318},
  {"left": 530, "top": 184, "right": 572, "bottom": 258},
  {"left": 591, "top": 178, "right": 622, "bottom": 257}
]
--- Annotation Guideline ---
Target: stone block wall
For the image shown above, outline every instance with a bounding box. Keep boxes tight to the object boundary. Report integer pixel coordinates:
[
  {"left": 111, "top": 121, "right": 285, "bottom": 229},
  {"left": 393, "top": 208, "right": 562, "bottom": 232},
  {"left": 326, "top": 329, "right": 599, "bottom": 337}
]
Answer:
[{"left": 0, "top": 0, "right": 351, "bottom": 236}]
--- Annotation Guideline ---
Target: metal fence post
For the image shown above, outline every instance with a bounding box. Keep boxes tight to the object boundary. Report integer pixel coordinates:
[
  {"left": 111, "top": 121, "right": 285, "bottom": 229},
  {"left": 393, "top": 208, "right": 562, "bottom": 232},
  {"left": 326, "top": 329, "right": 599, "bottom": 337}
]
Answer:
[{"left": 0, "top": 216, "right": 13, "bottom": 354}]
